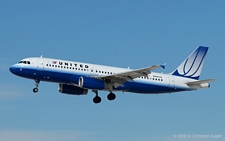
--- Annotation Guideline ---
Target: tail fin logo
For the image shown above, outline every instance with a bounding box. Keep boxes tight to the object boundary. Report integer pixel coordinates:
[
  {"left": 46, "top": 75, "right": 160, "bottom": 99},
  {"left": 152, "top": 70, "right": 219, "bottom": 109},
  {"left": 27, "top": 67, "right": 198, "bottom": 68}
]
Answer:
[{"left": 172, "top": 46, "right": 208, "bottom": 80}]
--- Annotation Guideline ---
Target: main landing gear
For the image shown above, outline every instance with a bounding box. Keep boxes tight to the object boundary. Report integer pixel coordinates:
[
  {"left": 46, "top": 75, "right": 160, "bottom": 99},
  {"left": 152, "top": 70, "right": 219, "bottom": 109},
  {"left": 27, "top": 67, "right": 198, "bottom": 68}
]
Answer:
[
  {"left": 92, "top": 90, "right": 116, "bottom": 104},
  {"left": 107, "top": 92, "right": 116, "bottom": 101},
  {"left": 33, "top": 79, "right": 40, "bottom": 93},
  {"left": 92, "top": 90, "right": 101, "bottom": 104}
]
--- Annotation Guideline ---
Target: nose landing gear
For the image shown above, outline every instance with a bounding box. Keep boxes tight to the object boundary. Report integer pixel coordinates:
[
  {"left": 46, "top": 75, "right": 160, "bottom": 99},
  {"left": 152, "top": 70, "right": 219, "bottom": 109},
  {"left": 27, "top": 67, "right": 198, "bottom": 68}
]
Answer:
[
  {"left": 33, "top": 79, "right": 40, "bottom": 93},
  {"left": 33, "top": 88, "right": 38, "bottom": 93}
]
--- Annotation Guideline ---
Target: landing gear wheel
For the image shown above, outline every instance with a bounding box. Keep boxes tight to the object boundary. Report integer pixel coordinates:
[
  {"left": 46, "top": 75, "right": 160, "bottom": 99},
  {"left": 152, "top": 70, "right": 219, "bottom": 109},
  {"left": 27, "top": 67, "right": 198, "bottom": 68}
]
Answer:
[
  {"left": 33, "top": 79, "right": 40, "bottom": 93},
  {"left": 93, "top": 96, "right": 101, "bottom": 104},
  {"left": 33, "top": 88, "right": 38, "bottom": 93},
  {"left": 107, "top": 92, "right": 116, "bottom": 101}
]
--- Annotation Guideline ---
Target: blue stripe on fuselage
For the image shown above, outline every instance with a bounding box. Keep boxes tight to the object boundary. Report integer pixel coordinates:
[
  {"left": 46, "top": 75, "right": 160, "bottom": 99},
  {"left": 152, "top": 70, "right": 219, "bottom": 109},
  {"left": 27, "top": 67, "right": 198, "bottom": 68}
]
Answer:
[
  {"left": 10, "top": 66, "right": 188, "bottom": 94},
  {"left": 124, "top": 81, "right": 184, "bottom": 94}
]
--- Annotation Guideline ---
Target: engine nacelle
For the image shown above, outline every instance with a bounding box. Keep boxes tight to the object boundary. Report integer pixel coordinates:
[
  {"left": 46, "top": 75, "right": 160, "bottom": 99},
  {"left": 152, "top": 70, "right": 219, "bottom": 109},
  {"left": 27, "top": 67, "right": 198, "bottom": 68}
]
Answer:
[
  {"left": 58, "top": 84, "right": 88, "bottom": 95},
  {"left": 79, "top": 76, "right": 106, "bottom": 90}
]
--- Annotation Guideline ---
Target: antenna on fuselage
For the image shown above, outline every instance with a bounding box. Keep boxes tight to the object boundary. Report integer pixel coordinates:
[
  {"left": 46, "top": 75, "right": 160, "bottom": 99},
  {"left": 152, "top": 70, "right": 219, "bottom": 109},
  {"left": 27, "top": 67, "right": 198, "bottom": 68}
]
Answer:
[{"left": 40, "top": 55, "right": 43, "bottom": 58}]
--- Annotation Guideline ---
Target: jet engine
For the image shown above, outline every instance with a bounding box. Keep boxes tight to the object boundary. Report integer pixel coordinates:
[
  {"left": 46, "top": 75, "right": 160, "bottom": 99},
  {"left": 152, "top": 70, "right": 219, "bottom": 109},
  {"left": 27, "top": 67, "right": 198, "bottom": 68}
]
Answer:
[
  {"left": 78, "top": 76, "right": 106, "bottom": 90},
  {"left": 58, "top": 84, "right": 88, "bottom": 95}
]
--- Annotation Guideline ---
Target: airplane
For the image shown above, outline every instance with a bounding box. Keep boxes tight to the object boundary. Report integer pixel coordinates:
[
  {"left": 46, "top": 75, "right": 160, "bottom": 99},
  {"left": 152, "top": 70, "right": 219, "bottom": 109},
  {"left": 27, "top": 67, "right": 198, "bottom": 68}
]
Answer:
[{"left": 9, "top": 46, "right": 215, "bottom": 104}]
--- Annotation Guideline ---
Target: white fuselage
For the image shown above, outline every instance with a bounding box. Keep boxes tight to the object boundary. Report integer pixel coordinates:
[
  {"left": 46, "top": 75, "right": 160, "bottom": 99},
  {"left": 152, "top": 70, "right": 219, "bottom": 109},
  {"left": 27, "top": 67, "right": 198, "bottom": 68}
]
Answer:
[{"left": 10, "top": 57, "right": 198, "bottom": 94}]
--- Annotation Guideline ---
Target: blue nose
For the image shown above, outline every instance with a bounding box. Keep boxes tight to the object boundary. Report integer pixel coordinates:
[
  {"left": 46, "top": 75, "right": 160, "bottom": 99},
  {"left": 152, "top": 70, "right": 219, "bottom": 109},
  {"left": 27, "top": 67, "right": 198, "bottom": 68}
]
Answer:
[{"left": 9, "top": 66, "right": 17, "bottom": 74}]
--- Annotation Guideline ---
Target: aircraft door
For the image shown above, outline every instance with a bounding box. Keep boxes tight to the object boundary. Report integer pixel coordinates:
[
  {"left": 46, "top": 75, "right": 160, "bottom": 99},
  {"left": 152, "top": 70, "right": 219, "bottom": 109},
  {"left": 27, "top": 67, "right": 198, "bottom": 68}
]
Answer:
[
  {"left": 90, "top": 68, "right": 96, "bottom": 76},
  {"left": 37, "top": 58, "right": 44, "bottom": 70},
  {"left": 169, "top": 76, "right": 175, "bottom": 87}
]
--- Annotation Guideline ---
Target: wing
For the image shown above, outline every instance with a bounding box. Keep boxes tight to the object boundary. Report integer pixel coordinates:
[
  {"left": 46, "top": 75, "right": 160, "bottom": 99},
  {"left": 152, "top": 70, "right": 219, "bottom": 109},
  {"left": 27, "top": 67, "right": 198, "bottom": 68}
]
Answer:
[{"left": 93, "top": 65, "right": 165, "bottom": 88}]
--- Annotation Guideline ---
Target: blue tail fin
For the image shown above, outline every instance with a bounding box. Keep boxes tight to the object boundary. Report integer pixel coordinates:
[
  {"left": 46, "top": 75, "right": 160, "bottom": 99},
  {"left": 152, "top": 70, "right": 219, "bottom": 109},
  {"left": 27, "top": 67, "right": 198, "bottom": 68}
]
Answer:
[{"left": 171, "top": 46, "right": 209, "bottom": 80}]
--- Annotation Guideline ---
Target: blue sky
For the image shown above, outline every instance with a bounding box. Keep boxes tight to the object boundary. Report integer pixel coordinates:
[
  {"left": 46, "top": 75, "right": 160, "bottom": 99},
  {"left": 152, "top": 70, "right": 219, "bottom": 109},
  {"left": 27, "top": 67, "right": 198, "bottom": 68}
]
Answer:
[{"left": 0, "top": 0, "right": 224, "bottom": 141}]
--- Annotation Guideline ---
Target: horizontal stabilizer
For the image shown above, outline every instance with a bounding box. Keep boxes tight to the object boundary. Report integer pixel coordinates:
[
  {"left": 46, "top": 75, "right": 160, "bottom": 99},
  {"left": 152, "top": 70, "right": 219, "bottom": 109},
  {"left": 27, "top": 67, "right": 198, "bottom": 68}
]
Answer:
[{"left": 186, "top": 79, "right": 216, "bottom": 86}]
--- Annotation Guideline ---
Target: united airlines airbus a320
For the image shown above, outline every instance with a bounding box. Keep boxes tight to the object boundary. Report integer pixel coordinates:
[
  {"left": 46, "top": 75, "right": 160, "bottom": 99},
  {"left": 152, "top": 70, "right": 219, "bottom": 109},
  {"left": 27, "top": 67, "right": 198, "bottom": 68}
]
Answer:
[{"left": 10, "top": 46, "right": 215, "bottom": 104}]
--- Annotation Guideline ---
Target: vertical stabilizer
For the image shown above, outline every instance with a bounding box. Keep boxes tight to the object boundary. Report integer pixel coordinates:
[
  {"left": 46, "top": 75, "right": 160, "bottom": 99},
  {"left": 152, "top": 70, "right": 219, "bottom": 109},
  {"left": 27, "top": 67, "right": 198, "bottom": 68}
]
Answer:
[{"left": 171, "top": 46, "right": 209, "bottom": 80}]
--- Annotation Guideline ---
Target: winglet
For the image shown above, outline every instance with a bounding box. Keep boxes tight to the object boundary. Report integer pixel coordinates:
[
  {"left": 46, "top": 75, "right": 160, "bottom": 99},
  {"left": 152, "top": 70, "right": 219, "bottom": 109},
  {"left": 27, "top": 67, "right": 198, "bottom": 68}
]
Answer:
[{"left": 160, "top": 63, "right": 166, "bottom": 69}]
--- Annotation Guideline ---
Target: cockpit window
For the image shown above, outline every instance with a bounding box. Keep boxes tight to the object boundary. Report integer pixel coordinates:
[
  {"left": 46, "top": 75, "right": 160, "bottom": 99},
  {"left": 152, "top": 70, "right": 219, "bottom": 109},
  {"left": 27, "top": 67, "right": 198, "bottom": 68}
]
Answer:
[{"left": 18, "top": 61, "right": 31, "bottom": 64}]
